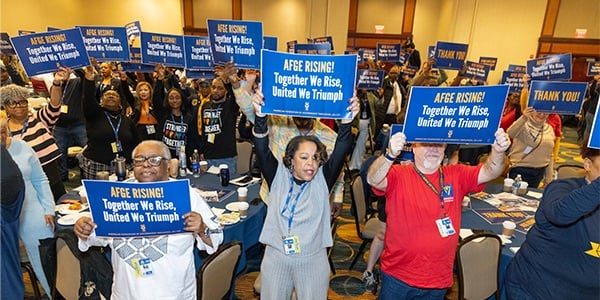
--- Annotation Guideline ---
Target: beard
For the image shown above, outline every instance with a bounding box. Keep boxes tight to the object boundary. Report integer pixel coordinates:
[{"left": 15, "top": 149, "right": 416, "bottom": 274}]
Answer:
[{"left": 422, "top": 156, "right": 443, "bottom": 171}]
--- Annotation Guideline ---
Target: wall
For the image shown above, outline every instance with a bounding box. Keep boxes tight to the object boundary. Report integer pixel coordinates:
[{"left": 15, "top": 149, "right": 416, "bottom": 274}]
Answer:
[
  {"left": 0, "top": 0, "right": 184, "bottom": 36},
  {"left": 356, "top": 0, "right": 405, "bottom": 34},
  {"left": 555, "top": 0, "right": 600, "bottom": 38}
]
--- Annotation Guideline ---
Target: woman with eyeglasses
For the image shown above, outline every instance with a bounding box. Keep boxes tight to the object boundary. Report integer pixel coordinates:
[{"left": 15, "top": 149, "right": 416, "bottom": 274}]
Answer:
[
  {"left": 0, "top": 66, "right": 71, "bottom": 202},
  {"left": 79, "top": 66, "right": 140, "bottom": 180}
]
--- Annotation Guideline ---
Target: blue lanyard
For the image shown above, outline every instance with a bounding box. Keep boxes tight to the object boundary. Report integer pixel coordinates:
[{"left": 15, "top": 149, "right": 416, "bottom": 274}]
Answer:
[
  {"left": 9, "top": 118, "right": 29, "bottom": 138},
  {"left": 171, "top": 113, "right": 183, "bottom": 124},
  {"left": 104, "top": 112, "right": 122, "bottom": 142},
  {"left": 280, "top": 176, "right": 308, "bottom": 235}
]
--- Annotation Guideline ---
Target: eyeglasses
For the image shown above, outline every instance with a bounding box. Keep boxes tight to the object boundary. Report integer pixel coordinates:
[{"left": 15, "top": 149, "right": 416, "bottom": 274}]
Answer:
[
  {"left": 132, "top": 155, "right": 168, "bottom": 167},
  {"left": 6, "top": 100, "right": 28, "bottom": 108}
]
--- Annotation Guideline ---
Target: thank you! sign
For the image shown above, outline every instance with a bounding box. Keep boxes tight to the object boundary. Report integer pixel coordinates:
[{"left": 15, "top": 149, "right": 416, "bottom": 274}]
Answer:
[
  {"left": 403, "top": 85, "right": 509, "bottom": 144},
  {"left": 527, "top": 81, "right": 587, "bottom": 114},
  {"left": 11, "top": 28, "right": 90, "bottom": 77},
  {"left": 260, "top": 50, "right": 357, "bottom": 118},
  {"left": 434, "top": 41, "right": 468, "bottom": 70},
  {"left": 83, "top": 179, "right": 192, "bottom": 237}
]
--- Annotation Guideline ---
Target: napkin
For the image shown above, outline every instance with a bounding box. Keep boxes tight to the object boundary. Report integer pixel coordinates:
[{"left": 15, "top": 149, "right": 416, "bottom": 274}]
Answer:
[
  {"left": 207, "top": 165, "right": 220, "bottom": 175},
  {"left": 211, "top": 207, "right": 226, "bottom": 217}
]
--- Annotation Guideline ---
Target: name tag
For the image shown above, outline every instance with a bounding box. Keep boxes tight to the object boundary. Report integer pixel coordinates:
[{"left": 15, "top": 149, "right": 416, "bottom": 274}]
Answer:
[
  {"left": 435, "top": 217, "right": 456, "bottom": 238},
  {"left": 132, "top": 257, "right": 153, "bottom": 278},
  {"left": 282, "top": 235, "right": 301, "bottom": 255}
]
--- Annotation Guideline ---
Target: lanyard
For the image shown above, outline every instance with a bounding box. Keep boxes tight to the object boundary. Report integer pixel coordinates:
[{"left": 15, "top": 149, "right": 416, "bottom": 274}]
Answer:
[
  {"left": 171, "top": 113, "right": 183, "bottom": 124},
  {"left": 413, "top": 164, "right": 448, "bottom": 217},
  {"left": 280, "top": 176, "right": 308, "bottom": 235},
  {"left": 60, "top": 80, "right": 69, "bottom": 103},
  {"left": 9, "top": 118, "right": 30, "bottom": 138},
  {"left": 104, "top": 112, "right": 122, "bottom": 142}
]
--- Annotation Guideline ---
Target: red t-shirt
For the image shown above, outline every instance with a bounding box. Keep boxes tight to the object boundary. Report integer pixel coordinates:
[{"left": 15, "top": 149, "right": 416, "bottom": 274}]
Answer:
[{"left": 372, "top": 164, "right": 484, "bottom": 288}]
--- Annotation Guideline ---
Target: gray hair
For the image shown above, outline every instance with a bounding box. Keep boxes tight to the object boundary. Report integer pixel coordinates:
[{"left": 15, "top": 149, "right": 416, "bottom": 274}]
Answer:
[
  {"left": 0, "top": 84, "right": 29, "bottom": 106},
  {"left": 132, "top": 140, "right": 172, "bottom": 160}
]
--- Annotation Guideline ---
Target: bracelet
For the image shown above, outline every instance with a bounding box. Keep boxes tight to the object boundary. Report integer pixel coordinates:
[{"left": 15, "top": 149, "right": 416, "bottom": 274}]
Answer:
[
  {"left": 52, "top": 81, "right": 62, "bottom": 87},
  {"left": 383, "top": 151, "right": 396, "bottom": 162},
  {"left": 252, "top": 127, "right": 269, "bottom": 139}
]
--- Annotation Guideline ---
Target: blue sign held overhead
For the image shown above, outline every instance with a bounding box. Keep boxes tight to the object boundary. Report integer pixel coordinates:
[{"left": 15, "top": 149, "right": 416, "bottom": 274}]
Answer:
[
  {"left": 311, "top": 36, "right": 334, "bottom": 50},
  {"left": 427, "top": 45, "right": 436, "bottom": 59},
  {"left": 501, "top": 71, "right": 526, "bottom": 93},
  {"left": 140, "top": 32, "right": 185, "bottom": 68},
  {"left": 186, "top": 70, "right": 214, "bottom": 80},
  {"left": 294, "top": 43, "right": 331, "bottom": 55},
  {"left": 361, "top": 48, "right": 376, "bottom": 61},
  {"left": 260, "top": 49, "right": 358, "bottom": 119},
  {"left": 207, "top": 19, "right": 263, "bottom": 69},
  {"left": 124, "top": 21, "right": 142, "bottom": 48},
  {"left": 83, "top": 179, "right": 193, "bottom": 238},
  {"left": 376, "top": 43, "right": 402, "bottom": 62},
  {"left": 345, "top": 49, "right": 364, "bottom": 65},
  {"left": 508, "top": 64, "right": 526, "bottom": 72},
  {"left": 588, "top": 104, "right": 600, "bottom": 149},
  {"left": 478, "top": 56, "right": 497, "bottom": 71},
  {"left": 527, "top": 80, "right": 587, "bottom": 115},
  {"left": 527, "top": 53, "right": 572, "bottom": 81},
  {"left": 183, "top": 35, "right": 213, "bottom": 71},
  {"left": 120, "top": 47, "right": 155, "bottom": 73},
  {"left": 18, "top": 30, "right": 36, "bottom": 36},
  {"left": 356, "top": 69, "right": 385, "bottom": 90},
  {"left": 434, "top": 41, "right": 468, "bottom": 70},
  {"left": 403, "top": 85, "right": 509, "bottom": 144},
  {"left": 587, "top": 61, "right": 600, "bottom": 77},
  {"left": 1, "top": 32, "right": 15, "bottom": 55},
  {"left": 465, "top": 61, "right": 491, "bottom": 82},
  {"left": 263, "top": 36, "right": 278, "bottom": 51},
  {"left": 78, "top": 26, "right": 130, "bottom": 62},
  {"left": 11, "top": 28, "right": 90, "bottom": 77}
]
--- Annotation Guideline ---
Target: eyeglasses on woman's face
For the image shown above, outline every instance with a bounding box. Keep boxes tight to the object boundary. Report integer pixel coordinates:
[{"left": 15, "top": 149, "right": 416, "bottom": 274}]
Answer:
[
  {"left": 132, "top": 155, "right": 168, "bottom": 167},
  {"left": 6, "top": 100, "right": 28, "bottom": 108}
]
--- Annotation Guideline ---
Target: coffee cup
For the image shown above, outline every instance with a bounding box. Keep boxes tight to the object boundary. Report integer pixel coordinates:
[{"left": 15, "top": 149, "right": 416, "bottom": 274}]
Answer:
[
  {"left": 237, "top": 187, "right": 248, "bottom": 202},
  {"left": 517, "top": 182, "right": 529, "bottom": 195},
  {"left": 502, "top": 220, "right": 516, "bottom": 238},
  {"left": 461, "top": 196, "right": 470, "bottom": 211},
  {"left": 199, "top": 160, "right": 208, "bottom": 174},
  {"left": 503, "top": 178, "right": 514, "bottom": 192},
  {"left": 238, "top": 202, "right": 249, "bottom": 219},
  {"left": 96, "top": 171, "right": 110, "bottom": 180},
  {"left": 169, "top": 158, "right": 179, "bottom": 178}
]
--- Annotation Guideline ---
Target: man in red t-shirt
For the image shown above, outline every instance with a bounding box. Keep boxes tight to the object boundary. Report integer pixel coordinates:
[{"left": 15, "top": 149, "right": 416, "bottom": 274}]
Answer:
[{"left": 366, "top": 129, "right": 510, "bottom": 299}]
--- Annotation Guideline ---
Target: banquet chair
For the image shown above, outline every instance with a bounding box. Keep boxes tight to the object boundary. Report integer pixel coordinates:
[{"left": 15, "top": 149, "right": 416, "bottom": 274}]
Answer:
[
  {"left": 348, "top": 175, "right": 379, "bottom": 270},
  {"left": 21, "top": 261, "right": 43, "bottom": 300},
  {"left": 236, "top": 140, "right": 254, "bottom": 176},
  {"left": 456, "top": 233, "right": 502, "bottom": 300},
  {"left": 556, "top": 164, "right": 585, "bottom": 179},
  {"left": 197, "top": 240, "right": 242, "bottom": 300},
  {"left": 55, "top": 237, "right": 81, "bottom": 300}
]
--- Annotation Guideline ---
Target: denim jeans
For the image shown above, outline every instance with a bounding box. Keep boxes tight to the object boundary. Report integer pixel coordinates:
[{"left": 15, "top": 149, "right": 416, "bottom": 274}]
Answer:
[
  {"left": 206, "top": 156, "right": 238, "bottom": 176},
  {"left": 53, "top": 124, "right": 88, "bottom": 180},
  {"left": 379, "top": 271, "right": 447, "bottom": 300}
]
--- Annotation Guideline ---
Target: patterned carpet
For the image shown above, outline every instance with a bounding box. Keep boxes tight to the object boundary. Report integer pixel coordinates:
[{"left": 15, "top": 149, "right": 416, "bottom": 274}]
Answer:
[{"left": 24, "top": 126, "right": 583, "bottom": 299}]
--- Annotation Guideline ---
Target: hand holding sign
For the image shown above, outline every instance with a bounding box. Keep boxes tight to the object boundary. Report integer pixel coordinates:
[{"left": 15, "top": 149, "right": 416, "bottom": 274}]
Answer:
[
  {"left": 388, "top": 131, "right": 407, "bottom": 158},
  {"left": 252, "top": 88, "right": 266, "bottom": 117},
  {"left": 74, "top": 216, "right": 96, "bottom": 240},
  {"left": 492, "top": 128, "right": 511, "bottom": 153},
  {"left": 341, "top": 96, "right": 360, "bottom": 124},
  {"left": 182, "top": 211, "right": 205, "bottom": 234},
  {"left": 53, "top": 65, "right": 73, "bottom": 84}
]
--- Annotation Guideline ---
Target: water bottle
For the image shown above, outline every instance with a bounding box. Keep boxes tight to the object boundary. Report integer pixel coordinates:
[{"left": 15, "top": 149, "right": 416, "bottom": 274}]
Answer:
[
  {"left": 219, "top": 164, "right": 230, "bottom": 186},
  {"left": 191, "top": 149, "right": 200, "bottom": 178},
  {"left": 512, "top": 174, "right": 522, "bottom": 194},
  {"left": 179, "top": 145, "right": 187, "bottom": 177}
]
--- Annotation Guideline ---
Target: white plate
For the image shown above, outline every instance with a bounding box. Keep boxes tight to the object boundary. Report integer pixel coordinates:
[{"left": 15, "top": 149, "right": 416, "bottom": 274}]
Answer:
[
  {"left": 56, "top": 203, "right": 89, "bottom": 215},
  {"left": 218, "top": 213, "right": 240, "bottom": 225},
  {"left": 225, "top": 202, "right": 243, "bottom": 212},
  {"left": 57, "top": 212, "right": 91, "bottom": 226}
]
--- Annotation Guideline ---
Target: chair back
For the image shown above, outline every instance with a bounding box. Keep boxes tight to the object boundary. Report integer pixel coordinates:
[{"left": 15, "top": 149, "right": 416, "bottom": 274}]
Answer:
[
  {"left": 556, "top": 164, "right": 585, "bottom": 179},
  {"left": 236, "top": 141, "right": 254, "bottom": 175},
  {"left": 197, "top": 240, "right": 242, "bottom": 300},
  {"left": 55, "top": 238, "right": 81, "bottom": 300},
  {"left": 456, "top": 233, "right": 502, "bottom": 300},
  {"left": 350, "top": 175, "right": 368, "bottom": 225}
]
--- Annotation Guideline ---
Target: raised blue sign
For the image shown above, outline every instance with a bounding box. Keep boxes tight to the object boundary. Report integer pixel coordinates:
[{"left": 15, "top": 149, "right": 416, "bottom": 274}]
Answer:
[
  {"left": 78, "top": 26, "right": 130, "bottom": 62},
  {"left": 527, "top": 53, "right": 572, "bottom": 81},
  {"left": 183, "top": 35, "right": 213, "bottom": 70},
  {"left": 508, "top": 64, "right": 527, "bottom": 72},
  {"left": 120, "top": 47, "right": 155, "bottom": 73},
  {"left": 260, "top": 49, "right": 357, "bottom": 119},
  {"left": 527, "top": 80, "right": 587, "bottom": 115},
  {"left": 263, "top": 36, "right": 278, "bottom": 51},
  {"left": 403, "top": 85, "right": 509, "bottom": 144},
  {"left": 501, "top": 71, "right": 526, "bottom": 93},
  {"left": 207, "top": 19, "right": 263, "bottom": 69},
  {"left": 140, "top": 32, "right": 185, "bottom": 68},
  {"left": 588, "top": 104, "right": 600, "bottom": 149},
  {"left": 376, "top": 43, "right": 402, "bottom": 62},
  {"left": 294, "top": 43, "right": 331, "bottom": 55},
  {"left": 11, "top": 28, "right": 90, "bottom": 77},
  {"left": 356, "top": 69, "right": 385, "bottom": 90},
  {"left": 478, "top": 56, "right": 497, "bottom": 71},
  {"left": 434, "top": 41, "right": 468, "bottom": 70},
  {"left": 311, "top": 36, "right": 334, "bottom": 50},
  {"left": 83, "top": 179, "right": 193, "bottom": 237},
  {"left": 587, "top": 61, "right": 600, "bottom": 77},
  {"left": 465, "top": 61, "right": 491, "bottom": 82}
]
